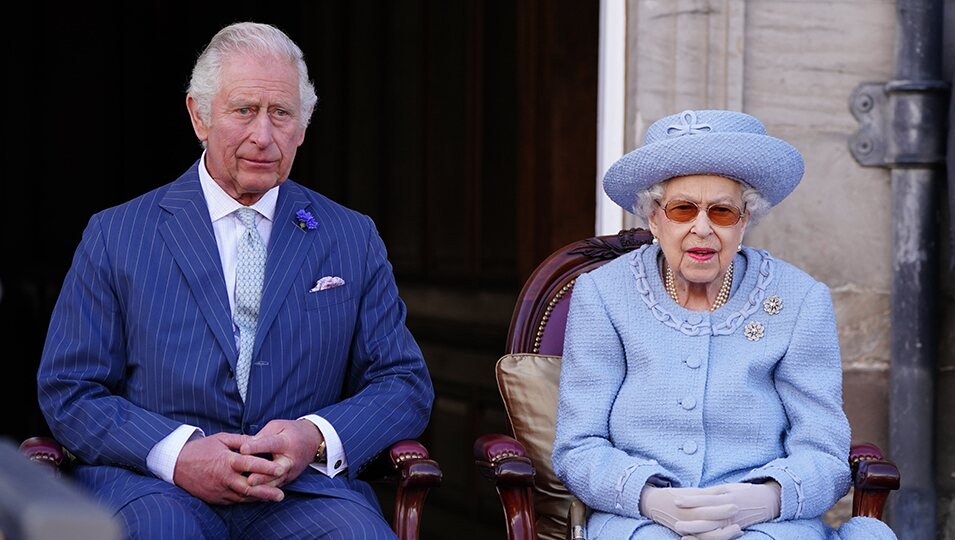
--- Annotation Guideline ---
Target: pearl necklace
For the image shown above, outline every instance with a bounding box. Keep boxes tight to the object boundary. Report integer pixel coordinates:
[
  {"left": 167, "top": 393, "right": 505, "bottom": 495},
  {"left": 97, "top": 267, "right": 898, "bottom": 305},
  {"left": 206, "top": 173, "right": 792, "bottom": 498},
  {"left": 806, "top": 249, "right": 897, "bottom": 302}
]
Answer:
[{"left": 665, "top": 261, "right": 734, "bottom": 312}]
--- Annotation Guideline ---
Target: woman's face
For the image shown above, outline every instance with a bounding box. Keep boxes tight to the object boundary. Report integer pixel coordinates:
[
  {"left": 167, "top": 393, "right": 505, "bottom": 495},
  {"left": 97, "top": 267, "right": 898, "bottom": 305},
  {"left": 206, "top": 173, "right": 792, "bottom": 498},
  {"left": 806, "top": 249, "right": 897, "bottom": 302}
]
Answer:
[{"left": 647, "top": 175, "right": 748, "bottom": 288}]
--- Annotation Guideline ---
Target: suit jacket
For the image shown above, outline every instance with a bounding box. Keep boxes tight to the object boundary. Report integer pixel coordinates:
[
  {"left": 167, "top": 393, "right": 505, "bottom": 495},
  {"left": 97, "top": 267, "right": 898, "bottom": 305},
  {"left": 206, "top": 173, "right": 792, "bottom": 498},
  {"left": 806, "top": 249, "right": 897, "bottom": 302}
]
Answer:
[
  {"left": 37, "top": 162, "right": 434, "bottom": 513},
  {"left": 551, "top": 245, "right": 881, "bottom": 539}
]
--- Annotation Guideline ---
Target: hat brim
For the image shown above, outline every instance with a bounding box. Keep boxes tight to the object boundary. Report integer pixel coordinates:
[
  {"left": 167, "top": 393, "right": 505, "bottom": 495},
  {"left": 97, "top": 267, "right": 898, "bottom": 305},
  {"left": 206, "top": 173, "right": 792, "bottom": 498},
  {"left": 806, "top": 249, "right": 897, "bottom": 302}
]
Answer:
[{"left": 603, "top": 132, "right": 804, "bottom": 212}]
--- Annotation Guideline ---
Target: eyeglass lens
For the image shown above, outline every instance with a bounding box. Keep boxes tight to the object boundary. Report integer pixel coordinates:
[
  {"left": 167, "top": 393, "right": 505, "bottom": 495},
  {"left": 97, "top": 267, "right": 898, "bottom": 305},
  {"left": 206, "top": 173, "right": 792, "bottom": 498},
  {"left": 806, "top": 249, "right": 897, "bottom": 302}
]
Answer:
[{"left": 663, "top": 200, "right": 742, "bottom": 226}]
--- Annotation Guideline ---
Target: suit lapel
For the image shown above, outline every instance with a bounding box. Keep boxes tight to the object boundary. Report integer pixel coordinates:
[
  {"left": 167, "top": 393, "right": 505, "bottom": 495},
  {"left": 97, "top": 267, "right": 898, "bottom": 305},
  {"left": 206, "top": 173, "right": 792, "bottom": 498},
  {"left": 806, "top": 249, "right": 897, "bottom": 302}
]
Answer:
[
  {"left": 158, "top": 168, "right": 238, "bottom": 365},
  {"left": 254, "top": 181, "right": 313, "bottom": 358}
]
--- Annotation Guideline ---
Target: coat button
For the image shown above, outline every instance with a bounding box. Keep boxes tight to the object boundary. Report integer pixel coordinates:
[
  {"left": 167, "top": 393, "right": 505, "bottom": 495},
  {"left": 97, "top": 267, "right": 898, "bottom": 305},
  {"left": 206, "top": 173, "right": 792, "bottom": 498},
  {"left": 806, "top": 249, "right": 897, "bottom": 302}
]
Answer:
[
  {"left": 680, "top": 397, "right": 697, "bottom": 410},
  {"left": 685, "top": 356, "right": 701, "bottom": 369},
  {"left": 682, "top": 440, "right": 698, "bottom": 455}
]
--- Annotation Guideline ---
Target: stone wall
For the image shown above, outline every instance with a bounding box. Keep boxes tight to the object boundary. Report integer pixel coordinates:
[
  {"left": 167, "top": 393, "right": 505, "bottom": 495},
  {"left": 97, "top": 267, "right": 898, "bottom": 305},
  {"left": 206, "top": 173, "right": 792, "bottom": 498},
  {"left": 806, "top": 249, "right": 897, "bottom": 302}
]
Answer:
[{"left": 621, "top": 0, "right": 954, "bottom": 534}]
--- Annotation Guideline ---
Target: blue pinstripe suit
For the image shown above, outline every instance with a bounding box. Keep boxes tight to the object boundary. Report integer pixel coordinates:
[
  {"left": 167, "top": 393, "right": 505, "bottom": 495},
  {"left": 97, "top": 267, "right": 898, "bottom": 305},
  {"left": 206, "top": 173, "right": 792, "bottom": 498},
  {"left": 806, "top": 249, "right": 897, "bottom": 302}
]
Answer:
[{"left": 37, "top": 162, "right": 433, "bottom": 537}]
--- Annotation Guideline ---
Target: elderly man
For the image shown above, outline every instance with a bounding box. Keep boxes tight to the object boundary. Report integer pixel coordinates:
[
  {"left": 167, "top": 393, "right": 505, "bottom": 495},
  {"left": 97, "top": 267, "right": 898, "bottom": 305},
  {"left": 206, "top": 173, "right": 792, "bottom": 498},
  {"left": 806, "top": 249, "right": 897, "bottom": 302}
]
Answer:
[{"left": 37, "top": 22, "right": 433, "bottom": 539}]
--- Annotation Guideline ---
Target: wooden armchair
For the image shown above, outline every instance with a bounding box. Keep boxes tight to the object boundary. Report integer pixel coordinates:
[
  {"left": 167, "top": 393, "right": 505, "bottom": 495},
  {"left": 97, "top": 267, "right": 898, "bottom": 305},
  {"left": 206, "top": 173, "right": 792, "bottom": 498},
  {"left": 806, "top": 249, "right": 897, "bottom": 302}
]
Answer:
[
  {"left": 473, "top": 228, "right": 900, "bottom": 540},
  {"left": 20, "top": 436, "right": 441, "bottom": 540}
]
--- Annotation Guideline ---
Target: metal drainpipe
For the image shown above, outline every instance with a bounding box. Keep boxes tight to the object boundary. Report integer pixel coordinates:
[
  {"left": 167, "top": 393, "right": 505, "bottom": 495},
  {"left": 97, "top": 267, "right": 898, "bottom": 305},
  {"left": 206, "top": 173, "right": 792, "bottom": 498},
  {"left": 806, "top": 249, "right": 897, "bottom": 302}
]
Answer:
[{"left": 849, "top": 0, "right": 949, "bottom": 537}]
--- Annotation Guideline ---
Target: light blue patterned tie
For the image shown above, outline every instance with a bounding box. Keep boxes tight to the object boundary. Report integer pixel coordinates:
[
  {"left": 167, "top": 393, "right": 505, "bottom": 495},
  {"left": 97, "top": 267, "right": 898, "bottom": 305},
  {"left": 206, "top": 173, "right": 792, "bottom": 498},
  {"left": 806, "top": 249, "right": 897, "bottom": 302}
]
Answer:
[{"left": 234, "top": 207, "right": 266, "bottom": 402}]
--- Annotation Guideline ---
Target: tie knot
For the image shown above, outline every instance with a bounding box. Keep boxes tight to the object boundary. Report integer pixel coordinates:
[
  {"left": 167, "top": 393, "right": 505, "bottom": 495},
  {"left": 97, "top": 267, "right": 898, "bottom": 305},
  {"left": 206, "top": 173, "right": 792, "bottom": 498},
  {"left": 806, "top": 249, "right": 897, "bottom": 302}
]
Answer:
[{"left": 236, "top": 208, "right": 258, "bottom": 230}]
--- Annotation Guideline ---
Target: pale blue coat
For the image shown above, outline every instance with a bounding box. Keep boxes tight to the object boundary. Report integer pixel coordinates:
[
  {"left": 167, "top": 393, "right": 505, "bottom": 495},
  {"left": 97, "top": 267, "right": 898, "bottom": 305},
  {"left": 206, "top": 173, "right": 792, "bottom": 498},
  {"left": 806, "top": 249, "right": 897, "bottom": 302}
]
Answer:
[{"left": 552, "top": 245, "right": 896, "bottom": 539}]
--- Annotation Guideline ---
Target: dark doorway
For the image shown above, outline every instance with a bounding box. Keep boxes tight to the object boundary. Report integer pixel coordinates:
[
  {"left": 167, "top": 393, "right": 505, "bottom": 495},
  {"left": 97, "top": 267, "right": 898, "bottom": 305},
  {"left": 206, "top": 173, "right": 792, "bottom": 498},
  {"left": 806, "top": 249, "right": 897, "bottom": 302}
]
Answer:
[{"left": 3, "top": 1, "right": 597, "bottom": 536}]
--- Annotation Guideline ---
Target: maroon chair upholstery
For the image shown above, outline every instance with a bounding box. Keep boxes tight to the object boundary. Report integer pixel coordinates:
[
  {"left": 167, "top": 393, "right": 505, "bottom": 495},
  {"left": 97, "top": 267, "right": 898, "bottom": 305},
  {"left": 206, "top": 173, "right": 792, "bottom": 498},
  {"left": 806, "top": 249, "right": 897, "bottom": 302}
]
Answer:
[
  {"left": 20, "top": 436, "right": 440, "bottom": 540},
  {"left": 475, "top": 228, "right": 900, "bottom": 540}
]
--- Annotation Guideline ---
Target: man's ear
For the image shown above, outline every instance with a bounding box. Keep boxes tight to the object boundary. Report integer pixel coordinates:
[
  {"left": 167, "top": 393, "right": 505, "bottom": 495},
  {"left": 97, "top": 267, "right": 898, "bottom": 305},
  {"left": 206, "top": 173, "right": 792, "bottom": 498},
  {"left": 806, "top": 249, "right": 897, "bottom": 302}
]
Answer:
[{"left": 186, "top": 95, "right": 209, "bottom": 142}]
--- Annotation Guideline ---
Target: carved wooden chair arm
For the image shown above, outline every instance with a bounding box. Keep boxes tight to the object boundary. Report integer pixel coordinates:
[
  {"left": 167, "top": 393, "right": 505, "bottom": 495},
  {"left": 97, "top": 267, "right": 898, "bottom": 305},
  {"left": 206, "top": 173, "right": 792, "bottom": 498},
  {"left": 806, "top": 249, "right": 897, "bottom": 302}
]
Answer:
[
  {"left": 361, "top": 439, "right": 442, "bottom": 540},
  {"left": 361, "top": 440, "right": 441, "bottom": 484},
  {"left": 473, "top": 433, "right": 535, "bottom": 487},
  {"left": 474, "top": 433, "right": 537, "bottom": 540},
  {"left": 849, "top": 442, "right": 899, "bottom": 519},
  {"left": 19, "top": 436, "right": 71, "bottom": 476}
]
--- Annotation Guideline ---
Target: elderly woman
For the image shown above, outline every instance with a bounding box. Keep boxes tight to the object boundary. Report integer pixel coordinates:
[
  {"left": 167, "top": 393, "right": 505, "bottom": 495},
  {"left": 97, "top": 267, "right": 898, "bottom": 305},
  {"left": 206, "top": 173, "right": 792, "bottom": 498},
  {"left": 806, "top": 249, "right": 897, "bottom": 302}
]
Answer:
[{"left": 551, "top": 110, "right": 897, "bottom": 540}]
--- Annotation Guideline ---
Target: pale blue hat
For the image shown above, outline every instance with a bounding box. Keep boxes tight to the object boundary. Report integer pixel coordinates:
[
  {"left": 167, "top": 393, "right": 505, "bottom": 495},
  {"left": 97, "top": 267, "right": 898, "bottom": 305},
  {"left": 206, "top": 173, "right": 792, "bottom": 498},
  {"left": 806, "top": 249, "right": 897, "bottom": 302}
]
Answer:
[{"left": 603, "top": 110, "right": 804, "bottom": 213}]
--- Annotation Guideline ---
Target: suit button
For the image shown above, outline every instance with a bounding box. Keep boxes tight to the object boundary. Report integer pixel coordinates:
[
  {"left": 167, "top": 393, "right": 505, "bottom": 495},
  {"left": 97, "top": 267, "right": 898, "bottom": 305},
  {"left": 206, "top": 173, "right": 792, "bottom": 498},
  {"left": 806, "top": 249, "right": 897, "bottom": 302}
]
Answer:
[
  {"left": 685, "top": 356, "right": 701, "bottom": 369},
  {"left": 682, "top": 440, "right": 698, "bottom": 455},
  {"left": 680, "top": 397, "right": 697, "bottom": 410},
  {"left": 227, "top": 369, "right": 234, "bottom": 379}
]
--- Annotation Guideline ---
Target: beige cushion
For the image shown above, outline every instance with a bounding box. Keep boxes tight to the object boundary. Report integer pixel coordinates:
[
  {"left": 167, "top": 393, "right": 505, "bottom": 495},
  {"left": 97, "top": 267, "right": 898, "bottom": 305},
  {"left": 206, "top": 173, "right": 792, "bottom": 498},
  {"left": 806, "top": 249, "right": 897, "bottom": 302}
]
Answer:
[{"left": 496, "top": 353, "right": 571, "bottom": 540}]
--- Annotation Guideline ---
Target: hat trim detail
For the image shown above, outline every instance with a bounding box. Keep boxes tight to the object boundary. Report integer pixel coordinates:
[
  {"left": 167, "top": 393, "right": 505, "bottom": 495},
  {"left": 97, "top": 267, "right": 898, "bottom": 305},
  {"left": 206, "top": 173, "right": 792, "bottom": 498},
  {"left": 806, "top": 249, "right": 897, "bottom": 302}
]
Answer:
[{"left": 666, "top": 110, "right": 712, "bottom": 138}]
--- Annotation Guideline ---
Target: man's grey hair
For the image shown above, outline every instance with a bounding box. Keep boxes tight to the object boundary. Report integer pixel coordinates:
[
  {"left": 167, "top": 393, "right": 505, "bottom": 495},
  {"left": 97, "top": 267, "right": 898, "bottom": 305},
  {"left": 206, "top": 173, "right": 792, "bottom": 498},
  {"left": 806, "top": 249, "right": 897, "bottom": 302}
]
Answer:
[
  {"left": 188, "top": 22, "right": 319, "bottom": 129},
  {"left": 632, "top": 177, "right": 772, "bottom": 226}
]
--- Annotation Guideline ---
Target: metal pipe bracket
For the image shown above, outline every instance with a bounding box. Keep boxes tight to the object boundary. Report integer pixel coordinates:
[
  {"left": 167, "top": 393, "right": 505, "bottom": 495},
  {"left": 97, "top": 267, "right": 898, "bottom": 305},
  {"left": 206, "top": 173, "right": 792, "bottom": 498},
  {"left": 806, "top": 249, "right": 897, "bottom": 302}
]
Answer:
[{"left": 849, "top": 80, "right": 950, "bottom": 168}]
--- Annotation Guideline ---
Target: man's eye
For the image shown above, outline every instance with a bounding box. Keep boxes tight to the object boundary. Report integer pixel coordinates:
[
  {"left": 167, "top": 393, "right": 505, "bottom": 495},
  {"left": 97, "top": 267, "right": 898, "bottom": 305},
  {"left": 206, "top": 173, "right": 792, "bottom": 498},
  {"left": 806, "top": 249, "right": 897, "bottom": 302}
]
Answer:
[
  {"left": 237, "top": 107, "right": 251, "bottom": 115},
  {"left": 274, "top": 109, "right": 289, "bottom": 117}
]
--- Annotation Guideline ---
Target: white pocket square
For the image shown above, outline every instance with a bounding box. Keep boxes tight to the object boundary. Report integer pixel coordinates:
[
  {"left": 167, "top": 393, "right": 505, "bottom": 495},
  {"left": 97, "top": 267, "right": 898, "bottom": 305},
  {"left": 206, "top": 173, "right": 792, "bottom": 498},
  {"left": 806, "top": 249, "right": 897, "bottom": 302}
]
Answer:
[{"left": 310, "top": 276, "right": 345, "bottom": 292}]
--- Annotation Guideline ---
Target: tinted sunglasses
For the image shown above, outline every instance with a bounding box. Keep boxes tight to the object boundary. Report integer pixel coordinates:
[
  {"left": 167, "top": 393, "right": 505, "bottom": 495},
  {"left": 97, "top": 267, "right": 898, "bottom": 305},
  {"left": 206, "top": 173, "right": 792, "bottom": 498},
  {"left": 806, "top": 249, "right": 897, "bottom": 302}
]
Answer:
[{"left": 658, "top": 200, "right": 745, "bottom": 227}]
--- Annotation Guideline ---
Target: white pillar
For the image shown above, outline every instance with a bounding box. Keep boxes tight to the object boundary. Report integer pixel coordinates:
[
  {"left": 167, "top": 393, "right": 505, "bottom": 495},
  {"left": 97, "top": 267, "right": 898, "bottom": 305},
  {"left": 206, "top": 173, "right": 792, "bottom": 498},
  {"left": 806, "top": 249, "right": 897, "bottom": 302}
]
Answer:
[{"left": 596, "top": 0, "right": 627, "bottom": 236}]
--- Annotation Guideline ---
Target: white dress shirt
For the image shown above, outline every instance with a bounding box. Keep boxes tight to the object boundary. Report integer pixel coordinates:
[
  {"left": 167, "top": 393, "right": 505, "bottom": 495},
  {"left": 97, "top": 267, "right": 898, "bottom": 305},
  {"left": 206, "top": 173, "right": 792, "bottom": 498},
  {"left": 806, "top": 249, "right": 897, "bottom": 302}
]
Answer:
[{"left": 146, "top": 153, "right": 348, "bottom": 483}]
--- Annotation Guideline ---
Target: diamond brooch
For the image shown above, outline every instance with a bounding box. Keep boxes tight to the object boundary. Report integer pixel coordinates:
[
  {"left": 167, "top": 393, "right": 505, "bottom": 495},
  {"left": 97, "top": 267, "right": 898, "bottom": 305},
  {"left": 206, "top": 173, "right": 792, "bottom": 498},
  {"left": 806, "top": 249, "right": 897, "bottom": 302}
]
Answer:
[
  {"left": 744, "top": 321, "right": 765, "bottom": 341},
  {"left": 763, "top": 295, "right": 783, "bottom": 315}
]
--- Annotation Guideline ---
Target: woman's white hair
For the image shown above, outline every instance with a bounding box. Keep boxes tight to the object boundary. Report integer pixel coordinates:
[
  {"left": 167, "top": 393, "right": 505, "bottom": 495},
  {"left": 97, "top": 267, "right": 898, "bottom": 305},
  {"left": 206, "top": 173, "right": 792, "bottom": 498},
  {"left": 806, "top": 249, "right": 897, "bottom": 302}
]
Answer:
[
  {"left": 633, "top": 176, "right": 772, "bottom": 226},
  {"left": 187, "top": 22, "right": 319, "bottom": 129}
]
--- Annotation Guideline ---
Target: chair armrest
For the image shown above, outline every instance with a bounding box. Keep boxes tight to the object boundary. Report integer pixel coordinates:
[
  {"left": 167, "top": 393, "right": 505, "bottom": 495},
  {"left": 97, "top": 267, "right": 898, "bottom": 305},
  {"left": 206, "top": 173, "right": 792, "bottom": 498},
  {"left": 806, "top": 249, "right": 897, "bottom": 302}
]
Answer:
[
  {"left": 361, "top": 440, "right": 441, "bottom": 540},
  {"left": 360, "top": 440, "right": 441, "bottom": 485},
  {"left": 18, "top": 436, "right": 71, "bottom": 476},
  {"left": 474, "top": 434, "right": 536, "bottom": 540},
  {"left": 473, "top": 433, "right": 535, "bottom": 486},
  {"left": 849, "top": 442, "right": 900, "bottom": 519}
]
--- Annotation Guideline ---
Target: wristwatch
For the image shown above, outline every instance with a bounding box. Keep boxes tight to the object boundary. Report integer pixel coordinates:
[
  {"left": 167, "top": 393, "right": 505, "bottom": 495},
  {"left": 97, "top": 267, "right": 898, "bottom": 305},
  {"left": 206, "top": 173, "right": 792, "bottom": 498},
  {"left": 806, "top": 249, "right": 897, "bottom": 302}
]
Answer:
[{"left": 314, "top": 440, "right": 327, "bottom": 464}]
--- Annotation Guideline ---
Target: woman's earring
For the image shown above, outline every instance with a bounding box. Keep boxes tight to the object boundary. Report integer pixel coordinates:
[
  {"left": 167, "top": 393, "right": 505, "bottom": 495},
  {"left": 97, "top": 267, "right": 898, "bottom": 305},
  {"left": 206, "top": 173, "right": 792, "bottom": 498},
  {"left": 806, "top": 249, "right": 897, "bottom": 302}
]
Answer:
[
  {"left": 737, "top": 243, "right": 743, "bottom": 252},
  {"left": 652, "top": 236, "right": 659, "bottom": 245}
]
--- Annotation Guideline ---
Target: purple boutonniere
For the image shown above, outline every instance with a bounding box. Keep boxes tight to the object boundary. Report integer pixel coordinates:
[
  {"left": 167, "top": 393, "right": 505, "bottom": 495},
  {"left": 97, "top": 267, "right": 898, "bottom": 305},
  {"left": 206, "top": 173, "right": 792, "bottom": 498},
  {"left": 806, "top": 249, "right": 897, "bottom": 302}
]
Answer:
[{"left": 295, "top": 209, "right": 318, "bottom": 231}]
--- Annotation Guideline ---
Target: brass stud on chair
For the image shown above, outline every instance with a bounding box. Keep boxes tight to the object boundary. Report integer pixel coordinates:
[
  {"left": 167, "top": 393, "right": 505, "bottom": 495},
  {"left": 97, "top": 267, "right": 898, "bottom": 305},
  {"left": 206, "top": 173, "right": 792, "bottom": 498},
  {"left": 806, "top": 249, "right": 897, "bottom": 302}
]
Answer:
[
  {"left": 533, "top": 280, "right": 576, "bottom": 353},
  {"left": 395, "top": 451, "right": 425, "bottom": 464},
  {"left": 489, "top": 449, "right": 518, "bottom": 464}
]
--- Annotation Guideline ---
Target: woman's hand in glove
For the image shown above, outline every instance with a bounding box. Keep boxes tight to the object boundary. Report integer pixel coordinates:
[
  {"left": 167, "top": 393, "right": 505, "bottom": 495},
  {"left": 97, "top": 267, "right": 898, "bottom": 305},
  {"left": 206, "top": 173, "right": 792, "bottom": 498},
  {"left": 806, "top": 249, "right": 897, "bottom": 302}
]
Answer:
[{"left": 639, "top": 485, "right": 740, "bottom": 537}]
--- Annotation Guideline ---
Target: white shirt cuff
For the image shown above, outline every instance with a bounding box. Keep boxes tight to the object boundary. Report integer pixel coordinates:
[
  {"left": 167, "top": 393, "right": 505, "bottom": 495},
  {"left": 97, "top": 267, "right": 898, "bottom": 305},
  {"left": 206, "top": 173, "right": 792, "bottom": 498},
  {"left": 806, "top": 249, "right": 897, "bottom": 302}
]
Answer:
[
  {"left": 146, "top": 424, "right": 204, "bottom": 484},
  {"left": 301, "top": 414, "right": 348, "bottom": 478}
]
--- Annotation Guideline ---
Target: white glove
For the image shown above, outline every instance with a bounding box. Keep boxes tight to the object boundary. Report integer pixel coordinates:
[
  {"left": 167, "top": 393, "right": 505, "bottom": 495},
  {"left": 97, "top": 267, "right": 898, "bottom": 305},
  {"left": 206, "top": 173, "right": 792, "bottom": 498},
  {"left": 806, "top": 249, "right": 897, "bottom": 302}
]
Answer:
[
  {"left": 639, "top": 485, "right": 739, "bottom": 536},
  {"left": 677, "top": 481, "right": 781, "bottom": 531}
]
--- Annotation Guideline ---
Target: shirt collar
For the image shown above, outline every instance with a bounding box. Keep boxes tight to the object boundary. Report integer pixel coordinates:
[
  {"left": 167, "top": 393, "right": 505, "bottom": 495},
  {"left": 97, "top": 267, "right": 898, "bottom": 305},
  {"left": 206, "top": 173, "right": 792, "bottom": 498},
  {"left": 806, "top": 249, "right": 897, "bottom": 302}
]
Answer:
[{"left": 197, "top": 151, "right": 280, "bottom": 222}]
